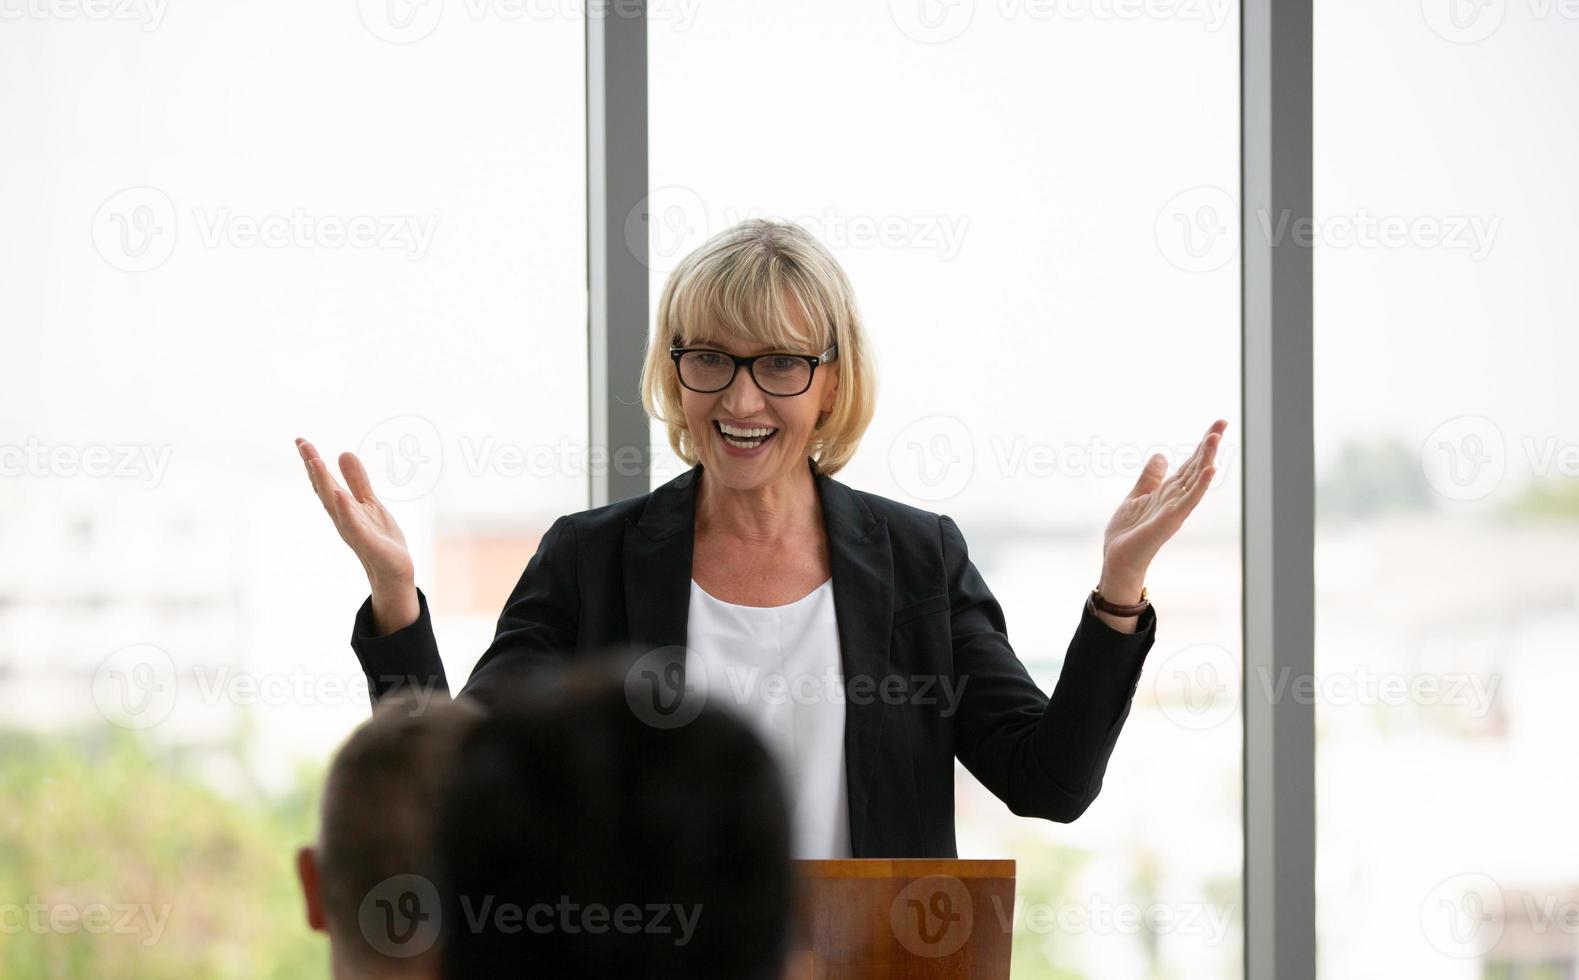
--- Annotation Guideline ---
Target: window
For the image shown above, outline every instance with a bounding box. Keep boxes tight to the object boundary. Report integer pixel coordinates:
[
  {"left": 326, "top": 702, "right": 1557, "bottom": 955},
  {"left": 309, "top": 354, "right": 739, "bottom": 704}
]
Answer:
[
  {"left": 649, "top": 6, "right": 1243, "bottom": 975},
  {"left": 1315, "top": 3, "right": 1579, "bottom": 975}
]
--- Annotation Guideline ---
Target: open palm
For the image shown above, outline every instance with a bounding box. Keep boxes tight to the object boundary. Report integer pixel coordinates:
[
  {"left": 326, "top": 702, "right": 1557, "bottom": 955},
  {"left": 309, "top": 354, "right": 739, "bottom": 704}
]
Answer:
[
  {"left": 1103, "top": 419, "right": 1227, "bottom": 578},
  {"left": 296, "top": 436, "right": 414, "bottom": 590}
]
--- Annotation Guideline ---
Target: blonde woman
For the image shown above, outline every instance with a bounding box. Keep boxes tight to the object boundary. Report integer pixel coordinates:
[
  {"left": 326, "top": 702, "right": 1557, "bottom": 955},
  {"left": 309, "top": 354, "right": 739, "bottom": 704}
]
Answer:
[{"left": 296, "top": 218, "right": 1225, "bottom": 859}]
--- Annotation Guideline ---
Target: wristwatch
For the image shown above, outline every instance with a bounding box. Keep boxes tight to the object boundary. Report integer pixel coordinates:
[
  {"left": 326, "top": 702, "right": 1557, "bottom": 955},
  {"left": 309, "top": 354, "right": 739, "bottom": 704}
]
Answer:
[{"left": 1088, "top": 585, "right": 1150, "bottom": 616}]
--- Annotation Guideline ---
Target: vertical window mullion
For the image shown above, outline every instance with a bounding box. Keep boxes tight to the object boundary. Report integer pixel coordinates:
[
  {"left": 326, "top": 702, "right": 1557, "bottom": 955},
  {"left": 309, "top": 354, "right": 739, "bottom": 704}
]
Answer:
[
  {"left": 587, "top": 4, "right": 651, "bottom": 506},
  {"left": 1242, "top": 0, "right": 1315, "bottom": 977}
]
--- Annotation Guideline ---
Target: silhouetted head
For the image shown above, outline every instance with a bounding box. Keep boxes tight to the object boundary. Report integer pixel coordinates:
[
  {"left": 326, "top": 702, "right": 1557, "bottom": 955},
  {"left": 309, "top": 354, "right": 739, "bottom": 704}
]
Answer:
[
  {"left": 299, "top": 697, "right": 484, "bottom": 980},
  {"left": 435, "top": 663, "right": 794, "bottom": 979}
]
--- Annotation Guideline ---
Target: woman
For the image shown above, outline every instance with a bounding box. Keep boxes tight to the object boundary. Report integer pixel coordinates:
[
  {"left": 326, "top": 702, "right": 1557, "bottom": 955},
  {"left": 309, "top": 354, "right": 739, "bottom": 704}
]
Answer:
[{"left": 296, "top": 219, "right": 1225, "bottom": 860}]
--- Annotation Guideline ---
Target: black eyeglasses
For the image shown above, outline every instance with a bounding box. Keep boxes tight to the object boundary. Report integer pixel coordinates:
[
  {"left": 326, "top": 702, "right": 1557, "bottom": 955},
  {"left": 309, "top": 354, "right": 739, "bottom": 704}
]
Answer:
[{"left": 669, "top": 343, "right": 838, "bottom": 397}]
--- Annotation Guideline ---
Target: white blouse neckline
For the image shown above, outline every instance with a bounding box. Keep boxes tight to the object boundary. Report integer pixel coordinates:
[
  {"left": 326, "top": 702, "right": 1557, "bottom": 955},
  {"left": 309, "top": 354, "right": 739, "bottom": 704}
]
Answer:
[{"left": 690, "top": 577, "right": 833, "bottom": 611}]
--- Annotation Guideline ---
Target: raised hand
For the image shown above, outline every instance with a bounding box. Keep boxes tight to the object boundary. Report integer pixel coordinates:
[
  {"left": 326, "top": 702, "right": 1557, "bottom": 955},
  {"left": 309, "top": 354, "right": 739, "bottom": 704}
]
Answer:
[
  {"left": 1101, "top": 419, "right": 1227, "bottom": 590},
  {"left": 296, "top": 437, "right": 419, "bottom": 634}
]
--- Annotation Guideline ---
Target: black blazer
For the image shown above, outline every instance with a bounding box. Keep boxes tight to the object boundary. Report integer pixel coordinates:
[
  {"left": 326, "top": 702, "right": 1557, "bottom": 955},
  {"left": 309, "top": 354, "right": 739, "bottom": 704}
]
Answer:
[{"left": 349, "top": 458, "right": 1158, "bottom": 858}]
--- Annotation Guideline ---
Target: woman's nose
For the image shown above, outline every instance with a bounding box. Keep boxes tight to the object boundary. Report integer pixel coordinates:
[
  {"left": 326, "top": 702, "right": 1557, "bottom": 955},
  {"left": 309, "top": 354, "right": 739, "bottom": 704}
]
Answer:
[{"left": 721, "top": 365, "right": 768, "bottom": 410}]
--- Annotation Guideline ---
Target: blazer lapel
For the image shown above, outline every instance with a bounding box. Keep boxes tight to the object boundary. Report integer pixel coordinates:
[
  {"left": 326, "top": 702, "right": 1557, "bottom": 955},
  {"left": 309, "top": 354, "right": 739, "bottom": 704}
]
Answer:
[
  {"left": 623, "top": 458, "right": 894, "bottom": 855},
  {"left": 623, "top": 464, "right": 697, "bottom": 659},
  {"left": 815, "top": 464, "right": 894, "bottom": 856}
]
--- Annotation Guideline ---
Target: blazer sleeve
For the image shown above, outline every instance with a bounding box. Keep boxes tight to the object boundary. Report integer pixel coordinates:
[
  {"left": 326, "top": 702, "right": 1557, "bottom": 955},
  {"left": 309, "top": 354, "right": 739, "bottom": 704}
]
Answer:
[
  {"left": 349, "top": 514, "right": 582, "bottom": 707},
  {"left": 942, "top": 513, "right": 1157, "bottom": 823}
]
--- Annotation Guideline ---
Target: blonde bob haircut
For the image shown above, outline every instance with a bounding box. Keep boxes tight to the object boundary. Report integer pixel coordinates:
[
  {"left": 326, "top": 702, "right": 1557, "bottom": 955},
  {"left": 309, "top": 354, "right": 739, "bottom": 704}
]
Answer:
[{"left": 640, "top": 218, "right": 877, "bottom": 477}]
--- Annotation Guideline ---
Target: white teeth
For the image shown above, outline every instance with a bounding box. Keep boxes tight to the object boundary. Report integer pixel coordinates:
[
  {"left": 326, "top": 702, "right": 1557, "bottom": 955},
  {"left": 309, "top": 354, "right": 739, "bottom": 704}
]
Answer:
[
  {"left": 717, "top": 422, "right": 777, "bottom": 438},
  {"left": 716, "top": 421, "right": 776, "bottom": 450}
]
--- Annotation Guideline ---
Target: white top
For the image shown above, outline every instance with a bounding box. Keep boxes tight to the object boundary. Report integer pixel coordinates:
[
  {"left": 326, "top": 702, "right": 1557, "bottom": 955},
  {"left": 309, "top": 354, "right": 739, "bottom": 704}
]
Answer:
[{"left": 686, "top": 577, "right": 852, "bottom": 859}]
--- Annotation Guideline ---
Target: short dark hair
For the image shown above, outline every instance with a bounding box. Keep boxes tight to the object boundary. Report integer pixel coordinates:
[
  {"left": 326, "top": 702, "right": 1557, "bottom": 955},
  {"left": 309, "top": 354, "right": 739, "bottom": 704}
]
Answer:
[
  {"left": 318, "top": 698, "right": 483, "bottom": 971},
  {"left": 435, "top": 664, "right": 794, "bottom": 979}
]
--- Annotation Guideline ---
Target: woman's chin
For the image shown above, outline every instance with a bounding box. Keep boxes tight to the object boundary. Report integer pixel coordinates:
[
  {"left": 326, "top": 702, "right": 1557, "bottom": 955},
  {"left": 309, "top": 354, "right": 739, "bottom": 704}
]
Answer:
[
  {"left": 700, "top": 437, "right": 803, "bottom": 488},
  {"left": 707, "top": 449, "right": 774, "bottom": 479}
]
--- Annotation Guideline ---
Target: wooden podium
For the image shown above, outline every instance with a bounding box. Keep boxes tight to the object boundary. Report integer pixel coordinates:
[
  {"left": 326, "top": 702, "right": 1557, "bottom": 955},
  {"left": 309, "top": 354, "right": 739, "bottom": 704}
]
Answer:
[{"left": 788, "top": 859, "right": 1016, "bottom": 979}]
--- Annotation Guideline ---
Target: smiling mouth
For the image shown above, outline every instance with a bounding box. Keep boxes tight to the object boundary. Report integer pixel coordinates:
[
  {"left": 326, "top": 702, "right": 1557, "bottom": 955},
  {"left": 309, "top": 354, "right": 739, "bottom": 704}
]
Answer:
[{"left": 713, "top": 420, "right": 779, "bottom": 450}]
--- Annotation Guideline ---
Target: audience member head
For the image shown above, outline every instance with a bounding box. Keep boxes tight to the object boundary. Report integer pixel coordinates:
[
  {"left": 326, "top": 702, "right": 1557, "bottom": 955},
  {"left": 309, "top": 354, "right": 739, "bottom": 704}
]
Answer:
[
  {"left": 435, "top": 664, "right": 794, "bottom": 979},
  {"left": 297, "top": 697, "right": 483, "bottom": 979}
]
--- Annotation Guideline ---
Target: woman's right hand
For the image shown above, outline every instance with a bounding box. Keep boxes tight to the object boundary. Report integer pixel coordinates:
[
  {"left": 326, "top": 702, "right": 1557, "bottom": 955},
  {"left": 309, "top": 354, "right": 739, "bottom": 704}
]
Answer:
[{"left": 296, "top": 436, "right": 420, "bottom": 635}]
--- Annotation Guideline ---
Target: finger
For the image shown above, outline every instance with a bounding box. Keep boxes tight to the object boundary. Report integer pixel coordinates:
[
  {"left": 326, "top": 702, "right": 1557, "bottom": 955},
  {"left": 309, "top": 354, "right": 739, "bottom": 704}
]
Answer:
[
  {"left": 339, "top": 451, "right": 378, "bottom": 502},
  {"left": 1167, "top": 439, "right": 1205, "bottom": 488},
  {"left": 1164, "top": 447, "right": 1201, "bottom": 492},
  {"left": 1176, "top": 428, "right": 1222, "bottom": 486},
  {"left": 296, "top": 436, "right": 322, "bottom": 468},
  {"left": 1173, "top": 464, "right": 1215, "bottom": 510},
  {"left": 305, "top": 458, "right": 335, "bottom": 512},
  {"left": 298, "top": 439, "right": 325, "bottom": 498},
  {"left": 1188, "top": 466, "right": 1215, "bottom": 507},
  {"left": 301, "top": 449, "right": 349, "bottom": 515},
  {"left": 297, "top": 438, "right": 335, "bottom": 494},
  {"left": 1202, "top": 421, "right": 1226, "bottom": 459},
  {"left": 1181, "top": 440, "right": 1210, "bottom": 486},
  {"left": 1127, "top": 454, "right": 1167, "bottom": 498},
  {"left": 1196, "top": 420, "right": 1228, "bottom": 472}
]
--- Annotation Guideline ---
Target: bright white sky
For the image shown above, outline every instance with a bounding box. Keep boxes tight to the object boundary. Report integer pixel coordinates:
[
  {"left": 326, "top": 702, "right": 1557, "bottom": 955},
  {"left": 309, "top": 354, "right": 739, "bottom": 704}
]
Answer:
[{"left": 1, "top": 0, "right": 1573, "bottom": 539}]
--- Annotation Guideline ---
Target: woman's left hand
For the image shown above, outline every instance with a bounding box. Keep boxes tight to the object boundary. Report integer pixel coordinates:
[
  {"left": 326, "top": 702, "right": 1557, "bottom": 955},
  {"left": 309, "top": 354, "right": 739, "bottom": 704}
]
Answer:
[{"left": 1099, "top": 419, "right": 1228, "bottom": 591}]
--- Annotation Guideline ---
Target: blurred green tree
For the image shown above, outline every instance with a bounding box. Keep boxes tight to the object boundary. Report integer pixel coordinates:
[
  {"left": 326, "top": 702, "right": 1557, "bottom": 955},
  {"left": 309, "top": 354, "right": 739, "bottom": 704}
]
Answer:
[{"left": 0, "top": 727, "right": 326, "bottom": 979}]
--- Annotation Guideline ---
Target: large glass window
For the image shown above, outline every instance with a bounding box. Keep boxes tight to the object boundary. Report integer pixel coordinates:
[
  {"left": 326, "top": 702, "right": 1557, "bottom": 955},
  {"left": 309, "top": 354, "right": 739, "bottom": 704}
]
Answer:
[
  {"left": 650, "top": 7, "right": 1243, "bottom": 976},
  {"left": 0, "top": 5, "right": 584, "bottom": 972},
  {"left": 1315, "top": 3, "right": 1579, "bottom": 976}
]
